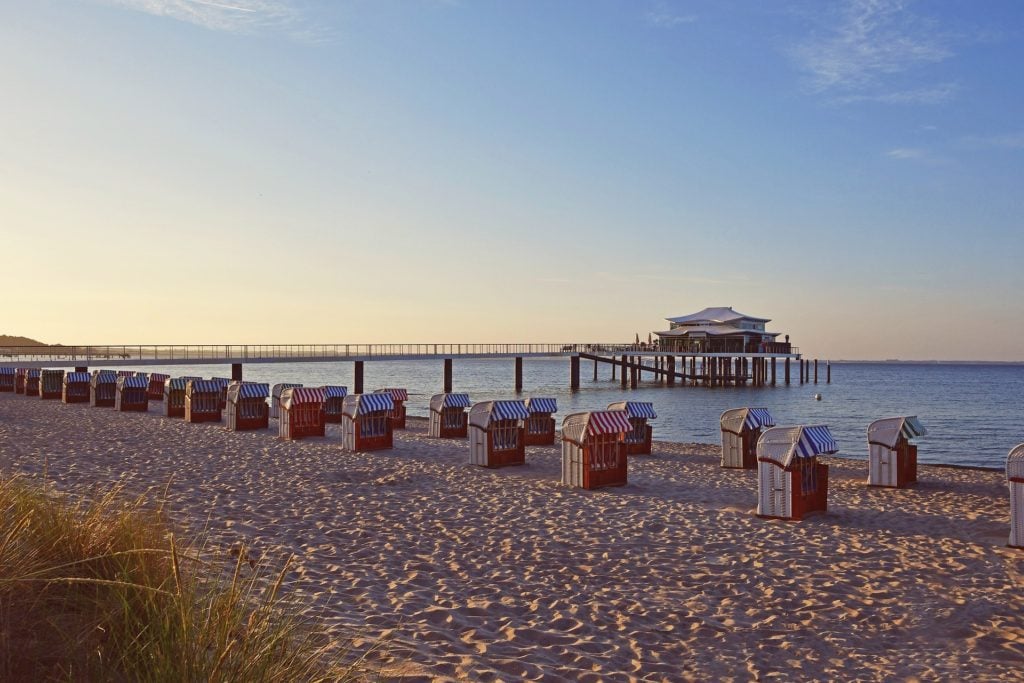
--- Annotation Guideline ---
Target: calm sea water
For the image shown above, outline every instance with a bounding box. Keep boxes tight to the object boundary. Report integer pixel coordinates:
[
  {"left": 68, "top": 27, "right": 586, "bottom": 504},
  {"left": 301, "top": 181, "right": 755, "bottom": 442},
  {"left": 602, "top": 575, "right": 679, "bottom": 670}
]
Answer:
[{"left": 134, "top": 359, "right": 1024, "bottom": 469}]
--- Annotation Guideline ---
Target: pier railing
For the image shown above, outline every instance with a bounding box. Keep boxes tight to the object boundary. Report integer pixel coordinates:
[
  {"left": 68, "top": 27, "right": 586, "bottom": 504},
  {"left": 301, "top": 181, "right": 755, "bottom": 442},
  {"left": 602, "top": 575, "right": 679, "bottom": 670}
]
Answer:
[{"left": 0, "top": 342, "right": 802, "bottom": 365}]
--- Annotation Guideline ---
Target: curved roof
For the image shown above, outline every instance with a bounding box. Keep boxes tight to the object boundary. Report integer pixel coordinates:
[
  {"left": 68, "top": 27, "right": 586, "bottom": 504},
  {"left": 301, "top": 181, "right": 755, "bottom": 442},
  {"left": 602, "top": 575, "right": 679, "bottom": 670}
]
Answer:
[
  {"left": 666, "top": 306, "right": 770, "bottom": 325},
  {"left": 1009, "top": 444, "right": 1024, "bottom": 482},
  {"left": 469, "top": 400, "right": 530, "bottom": 428},
  {"left": 757, "top": 425, "right": 838, "bottom": 468},
  {"left": 721, "top": 407, "right": 775, "bottom": 434},
  {"left": 868, "top": 416, "right": 926, "bottom": 449},
  {"left": 343, "top": 392, "right": 394, "bottom": 417}
]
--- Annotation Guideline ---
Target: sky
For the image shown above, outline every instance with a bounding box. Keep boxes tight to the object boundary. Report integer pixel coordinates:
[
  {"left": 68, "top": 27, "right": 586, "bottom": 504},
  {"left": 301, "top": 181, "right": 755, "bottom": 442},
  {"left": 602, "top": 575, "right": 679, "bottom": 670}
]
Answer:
[{"left": 1, "top": 0, "right": 1022, "bottom": 360}]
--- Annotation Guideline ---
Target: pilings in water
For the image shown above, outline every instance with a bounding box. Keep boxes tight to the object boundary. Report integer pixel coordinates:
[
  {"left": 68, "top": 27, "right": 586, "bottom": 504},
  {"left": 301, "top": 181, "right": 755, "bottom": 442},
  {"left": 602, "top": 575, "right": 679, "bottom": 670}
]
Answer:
[
  {"left": 568, "top": 353, "right": 827, "bottom": 390},
  {"left": 515, "top": 357, "right": 523, "bottom": 393},
  {"left": 570, "top": 355, "right": 580, "bottom": 391},
  {"left": 443, "top": 358, "right": 452, "bottom": 393},
  {"left": 231, "top": 363, "right": 243, "bottom": 382},
  {"left": 354, "top": 360, "right": 364, "bottom": 394}
]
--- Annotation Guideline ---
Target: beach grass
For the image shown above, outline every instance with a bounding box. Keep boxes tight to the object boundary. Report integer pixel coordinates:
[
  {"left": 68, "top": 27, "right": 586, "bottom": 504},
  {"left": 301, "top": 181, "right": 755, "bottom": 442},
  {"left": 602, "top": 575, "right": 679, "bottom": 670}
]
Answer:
[{"left": 0, "top": 475, "right": 362, "bottom": 682}]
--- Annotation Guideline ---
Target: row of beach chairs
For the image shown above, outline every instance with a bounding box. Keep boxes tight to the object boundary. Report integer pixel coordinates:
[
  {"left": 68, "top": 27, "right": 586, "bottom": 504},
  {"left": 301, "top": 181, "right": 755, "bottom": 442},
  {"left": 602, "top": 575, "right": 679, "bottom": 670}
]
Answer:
[{"left": 5, "top": 368, "right": 1022, "bottom": 547}]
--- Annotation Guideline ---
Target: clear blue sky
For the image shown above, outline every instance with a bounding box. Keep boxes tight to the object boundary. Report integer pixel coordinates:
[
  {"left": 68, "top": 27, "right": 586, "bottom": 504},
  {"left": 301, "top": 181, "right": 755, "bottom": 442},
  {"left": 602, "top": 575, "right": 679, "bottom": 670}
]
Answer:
[{"left": 2, "top": 1, "right": 1022, "bottom": 360}]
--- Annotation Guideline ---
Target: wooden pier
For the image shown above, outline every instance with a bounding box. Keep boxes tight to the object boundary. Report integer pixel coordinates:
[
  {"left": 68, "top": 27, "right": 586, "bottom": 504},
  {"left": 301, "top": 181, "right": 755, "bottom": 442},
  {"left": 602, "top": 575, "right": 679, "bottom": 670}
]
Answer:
[{"left": 0, "top": 343, "right": 826, "bottom": 393}]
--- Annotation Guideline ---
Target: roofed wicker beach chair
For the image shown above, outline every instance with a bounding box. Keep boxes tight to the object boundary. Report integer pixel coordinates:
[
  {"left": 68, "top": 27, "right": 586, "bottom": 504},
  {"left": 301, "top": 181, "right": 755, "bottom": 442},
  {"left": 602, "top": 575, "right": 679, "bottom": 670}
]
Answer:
[
  {"left": 469, "top": 400, "right": 530, "bottom": 468},
  {"left": 0, "top": 367, "right": 15, "bottom": 393},
  {"left": 321, "top": 386, "right": 349, "bottom": 424},
  {"left": 90, "top": 370, "right": 116, "bottom": 407},
  {"left": 561, "top": 410, "right": 632, "bottom": 489},
  {"left": 428, "top": 393, "right": 471, "bottom": 438},
  {"left": 1008, "top": 444, "right": 1024, "bottom": 549},
  {"left": 342, "top": 393, "right": 395, "bottom": 452},
  {"left": 278, "top": 387, "right": 326, "bottom": 440},
  {"left": 115, "top": 375, "right": 150, "bottom": 412},
  {"left": 756, "top": 425, "right": 837, "bottom": 520},
  {"left": 523, "top": 397, "right": 557, "bottom": 446},
  {"left": 867, "top": 416, "right": 926, "bottom": 488},
  {"left": 62, "top": 371, "right": 91, "bottom": 404},
  {"left": 606, "top": 401, "right": 657, "bottom": 455},
  {"left": 39, "top": 369, "right": 64, "bottom": 400},
  {"left": 226, "top": 382, "right": 270, "bottom": 431},
  {"left": 271, "top": 383, "right": 303, "bottom": 420},
  {"left": 720, "top": 408, "right": 775, "bottom": 469},
  {"left": 185, "top": 380, "right": 223, "bottom": 423},
  {"left": 374, "top": 388, "right": 409, "bottom": 429}
]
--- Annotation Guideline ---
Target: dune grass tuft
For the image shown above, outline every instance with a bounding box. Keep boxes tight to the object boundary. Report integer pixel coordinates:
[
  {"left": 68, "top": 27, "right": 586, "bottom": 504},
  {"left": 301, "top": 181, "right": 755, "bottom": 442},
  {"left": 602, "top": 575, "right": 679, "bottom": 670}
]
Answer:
[{"left": 0, "top": 476, "right": 363, "bottom": 681}]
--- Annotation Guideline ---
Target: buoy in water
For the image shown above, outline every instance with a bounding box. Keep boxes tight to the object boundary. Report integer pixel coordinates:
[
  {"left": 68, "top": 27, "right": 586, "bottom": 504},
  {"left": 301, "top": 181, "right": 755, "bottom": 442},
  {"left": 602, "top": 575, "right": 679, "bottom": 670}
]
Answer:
[{"left": 814, "top": 393, "right": 822, "bottom": 401}]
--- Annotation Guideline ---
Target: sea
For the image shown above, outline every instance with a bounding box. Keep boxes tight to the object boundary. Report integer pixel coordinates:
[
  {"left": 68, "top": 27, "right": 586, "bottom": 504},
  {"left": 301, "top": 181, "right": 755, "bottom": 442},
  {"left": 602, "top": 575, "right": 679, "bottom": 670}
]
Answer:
[{"left": 133, "top": 359, "right": 1024, "bottom": 470}]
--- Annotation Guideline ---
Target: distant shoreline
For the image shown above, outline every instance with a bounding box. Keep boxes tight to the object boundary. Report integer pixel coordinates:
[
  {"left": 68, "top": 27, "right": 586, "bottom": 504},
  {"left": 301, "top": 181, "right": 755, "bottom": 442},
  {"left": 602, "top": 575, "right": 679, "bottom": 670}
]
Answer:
[{"left": 830, "top": 359, "right": 1024, "bottom": 365}]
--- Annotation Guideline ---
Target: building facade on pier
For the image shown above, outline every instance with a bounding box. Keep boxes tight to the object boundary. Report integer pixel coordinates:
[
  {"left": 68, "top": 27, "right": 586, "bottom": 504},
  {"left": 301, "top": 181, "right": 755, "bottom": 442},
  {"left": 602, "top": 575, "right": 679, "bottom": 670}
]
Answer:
[{"left": 654, "top": 307, "right": 791, "bottom": 354}]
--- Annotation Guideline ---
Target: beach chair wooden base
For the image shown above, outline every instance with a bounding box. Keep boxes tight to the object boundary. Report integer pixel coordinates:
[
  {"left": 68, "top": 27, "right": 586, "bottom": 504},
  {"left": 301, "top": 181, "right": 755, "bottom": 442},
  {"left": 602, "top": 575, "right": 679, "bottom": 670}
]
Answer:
[
  {"left": 524, "top": 417, "right": 555, "bottom": 446},
  {"left": 185, "top": 410, "right": 222, "bottom": 423}
]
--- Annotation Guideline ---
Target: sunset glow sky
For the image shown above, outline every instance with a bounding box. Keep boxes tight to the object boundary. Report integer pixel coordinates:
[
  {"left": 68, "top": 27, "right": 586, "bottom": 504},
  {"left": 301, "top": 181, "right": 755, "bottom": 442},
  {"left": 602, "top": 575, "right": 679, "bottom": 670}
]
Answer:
[{"left": 2, "top": 1, "right": 1022, "bottom": 360}]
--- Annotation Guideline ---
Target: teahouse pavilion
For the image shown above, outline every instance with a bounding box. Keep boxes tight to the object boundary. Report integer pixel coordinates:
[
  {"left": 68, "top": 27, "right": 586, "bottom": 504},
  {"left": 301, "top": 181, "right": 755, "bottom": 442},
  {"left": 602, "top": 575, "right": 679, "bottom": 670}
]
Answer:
[{"left": 654, "top": 307, "right": 791, "bottom": 354}]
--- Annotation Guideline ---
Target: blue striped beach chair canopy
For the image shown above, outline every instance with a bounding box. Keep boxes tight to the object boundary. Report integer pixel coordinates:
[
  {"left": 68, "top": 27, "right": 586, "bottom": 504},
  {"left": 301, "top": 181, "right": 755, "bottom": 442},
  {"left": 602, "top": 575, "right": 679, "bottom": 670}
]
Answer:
[
  {"left": 321, "top": 385, "right": 349, "bottom": 399},
  {"left": 342, "top": 392, "right": 395, "bottom": 418},
  {"left": 0, "top": 368, "right": 15, "bottom": 376},
  {"left": 608, "top": 401, "right": 657, "bottom": 420},
  {"left": 720, "top": 407, "right": 776, "bottom": 435},
  {"left": 187, "top": 379, "right": 223, "bottom": 395},
  {"left": 118, "top": 376, "right": 149, "bottom": 389},
  {"left": 91, "top": 370, "right": 115, "bottom": 384},
  {"left": 868, "top": 416, "right": 926, "bottom": 449},
  {"left": 65, "top": 372, "right": 91, "bottom": 384},
  {"left": 272, "top": 383, "right": 303, "bottom": 399},
  {"left": 227, "top": 382, "right": 270, "bottom": 401},
  {"left": 757, "top": 425, "right": 839, "bottom": 469},
  {"left": 26, "top": 369, "right": 41, "bottom": 378},
  {"left": 209, "top": 377, "right": 230, "bottom": 388},
  {"left": 135, "top": 372, "right": 149, "bottom": 378},
  {"left": 525, "top": 397, "right": 557, "bottom": 415},
  {"left": 167, "top": 377, "right": 190, "bottom": 390},
  {"left": 430, "top": 393, "right": 471, "bottom": 412},
  {"left": 469, "top": 400, "right": 530, "bottom": 429}
]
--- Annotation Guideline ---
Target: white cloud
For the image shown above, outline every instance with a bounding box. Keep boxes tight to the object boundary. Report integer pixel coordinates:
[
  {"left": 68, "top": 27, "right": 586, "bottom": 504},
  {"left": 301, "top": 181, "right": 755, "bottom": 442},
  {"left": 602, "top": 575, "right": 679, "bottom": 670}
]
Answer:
[
  {"left": 792, "top": 0, "right": 954, "bottom": 105},
  {"left": 645, "top": 2, "right": 697, "bottom": 28},
  {"left": 99, "top": 0, "right": 307, "bottom": 35},
  {"left": 886, "top": 147, "right": 926, "bottom": 159}
]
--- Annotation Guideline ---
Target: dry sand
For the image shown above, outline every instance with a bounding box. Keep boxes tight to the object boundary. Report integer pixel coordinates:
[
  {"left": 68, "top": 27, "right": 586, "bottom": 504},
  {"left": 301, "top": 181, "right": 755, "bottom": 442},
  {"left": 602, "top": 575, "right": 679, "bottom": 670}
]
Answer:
[{"left": 1, "top": 391, "right": 1023, "bottom": 681}]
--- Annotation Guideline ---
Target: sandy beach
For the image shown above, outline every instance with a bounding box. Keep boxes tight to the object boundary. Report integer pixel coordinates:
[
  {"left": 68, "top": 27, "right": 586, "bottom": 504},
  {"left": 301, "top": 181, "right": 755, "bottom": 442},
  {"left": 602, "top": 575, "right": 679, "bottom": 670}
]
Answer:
[{"left": 1, "top": 391, "right": 1022, "bottom": 681}]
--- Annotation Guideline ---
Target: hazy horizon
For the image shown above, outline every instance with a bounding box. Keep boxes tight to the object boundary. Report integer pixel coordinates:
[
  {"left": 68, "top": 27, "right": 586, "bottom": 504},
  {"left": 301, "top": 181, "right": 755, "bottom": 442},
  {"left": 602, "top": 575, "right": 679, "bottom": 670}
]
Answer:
[{"left": 3, "top": 1, "right": 1022, "bottom": 361}]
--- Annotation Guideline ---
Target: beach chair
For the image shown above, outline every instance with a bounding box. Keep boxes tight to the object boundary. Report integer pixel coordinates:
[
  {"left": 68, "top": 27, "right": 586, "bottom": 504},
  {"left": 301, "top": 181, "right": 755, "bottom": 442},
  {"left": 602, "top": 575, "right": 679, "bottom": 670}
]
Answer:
[
  {"left": 375, "top": 388, "right": 409, "bottom": 430},
  {"left": 15, "top": 368, "right": 27, "bottom": 394},
  {"left": 523, "top": 397, "right": 557, "bottom": 446},
  {"left": 90, "top": 370, "right": 116, "bottom": 407},
  {"left": 1008, "top": 444, "right": 1024, "bottom": 549},
  {"left": 209, "top": 377, "right": 230, "bottom": 410},
  {"left": 271, "top": 383, "right": 303, "bottom": 420},
  {"left": 720, "top": 408, "right": 775, "bottom": 469},
  {"left": 757, "top": 425, "right": 837, "bottom": 520},
  {"left": 321, "top": 386, "right": 349, "bottom": 424},
  {"left": 185, "top": 380, "right": 223, "bottom": 423},
  {"left": 469, "top": 400, "right": 530, "bottom": 468},
  {"left": 561, "top": 411, "right": 632, "bottom": 489},
  {"left": 62, "top": 371, "right": 91, "bottom": 404},
  {"left": 39, "top": 369, "right": 64, "bottom": 400},
  {"left": 341, "top": 393, "right": 395, "bottom": 451},
  {"left": 867, "top": 416, "right": 926, "bottom": 488},
  {"left": 428, "top": 393, "right": 471, "bottom": 438},
  {"left": 164, "top": 378, "right": 188, "bottom": 418},
  {"left": 147, "top": 373, "right": 170, "bottom": 401},
  {"left": 0, "top": 368, "right": 15, "bottom": 393},
  {"left": 607, "top": 401, "right": 657, "bottom": 455},
  {"left": 278, "top": 387, "right": 326, "bottom": 440},
  {"left": 23, "top": 369, "right": 40, "bottom": 397},
  {"left": 115, "top": 376, "right": 150, "bottom": 412},
  {"left": 226, "top": 382, "right": 270, "bottom": 431}
]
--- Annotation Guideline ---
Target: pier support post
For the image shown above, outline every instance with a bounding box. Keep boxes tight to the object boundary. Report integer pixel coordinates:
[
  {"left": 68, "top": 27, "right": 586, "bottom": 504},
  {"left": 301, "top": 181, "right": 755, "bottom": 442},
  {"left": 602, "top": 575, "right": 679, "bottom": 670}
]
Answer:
[
  {"left": 814, "top": 359, "right": 818, "bottom": 384},
  {"left": 74, "top": 366, "right": 87, "bottom": 373},
  {"left": 827, "top": 361, "right": 831, "bottom": 384},
  {"left": 666, "top": 356, "right": 675, "bottom": 386},
  {"left": 570, "top": 355, "right": 580, "bottom": 391},
  {"left": 515, "top": 357, "right": 523, "bottom": 393},
  {"left": 231, "top": 363, "right": 243, "bottom": 382},
  {"left": 771, "top": 358, "right": 776, "bottom": 386},
  {"left": 620, "top": 356, "right": 628, "bottom": 389},
  {"left": 354, "top": 361, "right": 364, "bottom": 394},
  {"left": 443, "top": 359, "right": 452, "bottom": 393},
  {"left": 630, "top": 361, "right": 638, "bottom": 389},
  {"left": 593, "top": 359, "right": 598, "bottom": 381},
  {"left": 785, "top": 358, "right": 790, "bottom": 385}
]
